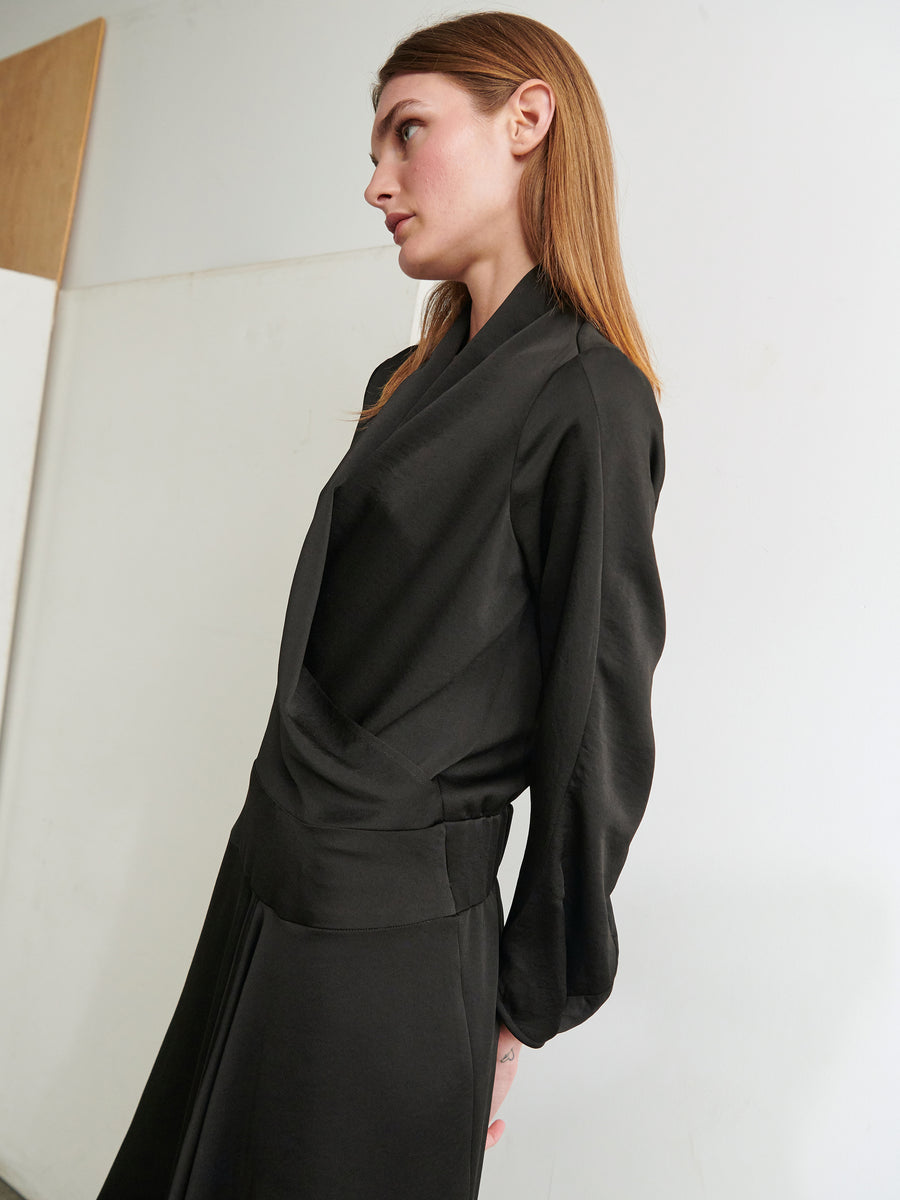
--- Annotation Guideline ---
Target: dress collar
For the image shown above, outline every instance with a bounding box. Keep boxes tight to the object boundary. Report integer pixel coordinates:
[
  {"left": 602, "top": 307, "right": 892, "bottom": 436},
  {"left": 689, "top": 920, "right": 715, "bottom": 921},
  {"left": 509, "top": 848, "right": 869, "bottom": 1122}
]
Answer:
[
  {"left": 331, "top": 266, "right": 559, "bottom": 488},
  {"left": 418, "top": 266, "right": 558, "bottom": 402}
]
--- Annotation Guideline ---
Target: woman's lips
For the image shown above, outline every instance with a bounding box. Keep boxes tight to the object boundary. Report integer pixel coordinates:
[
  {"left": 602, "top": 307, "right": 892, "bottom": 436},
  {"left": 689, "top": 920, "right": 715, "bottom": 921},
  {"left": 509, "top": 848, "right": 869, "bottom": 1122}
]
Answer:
[{"left": 392, "top": 216, "right": 413, "bottom": 243}]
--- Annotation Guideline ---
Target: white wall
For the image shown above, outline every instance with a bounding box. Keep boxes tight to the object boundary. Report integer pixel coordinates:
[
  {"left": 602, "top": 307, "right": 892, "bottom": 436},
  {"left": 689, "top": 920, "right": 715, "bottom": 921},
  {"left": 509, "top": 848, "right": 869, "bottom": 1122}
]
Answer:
[
  {"left": 0, "top": 1, "right": 898, "bottom": 1198},
  {"left": 0, "top": 269, "right": 57, "bottom": 731}
]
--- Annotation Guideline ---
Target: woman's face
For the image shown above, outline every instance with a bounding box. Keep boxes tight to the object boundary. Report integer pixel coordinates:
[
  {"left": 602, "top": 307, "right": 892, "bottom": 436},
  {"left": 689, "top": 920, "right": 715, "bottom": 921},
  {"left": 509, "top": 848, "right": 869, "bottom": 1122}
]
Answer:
[{"left": 365, "top": 72, "right": 528, "bottom": 286}]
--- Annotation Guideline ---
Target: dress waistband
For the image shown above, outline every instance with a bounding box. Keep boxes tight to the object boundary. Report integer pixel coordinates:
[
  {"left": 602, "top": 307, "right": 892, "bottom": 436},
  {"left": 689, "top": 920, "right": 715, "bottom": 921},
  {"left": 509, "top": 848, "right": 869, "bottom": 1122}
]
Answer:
[{"left": 230, "top": 768, "right": 512, "bottom": 930}]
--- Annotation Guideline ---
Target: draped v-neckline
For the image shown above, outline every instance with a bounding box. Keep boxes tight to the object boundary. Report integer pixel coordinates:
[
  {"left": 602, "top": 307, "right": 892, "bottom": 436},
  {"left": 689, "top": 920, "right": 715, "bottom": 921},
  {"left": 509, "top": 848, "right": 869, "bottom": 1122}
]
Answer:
[
  {"left": 331, "top": 265, "right": 555, "bottom": 486},
  {"left": 276, "top": 265, "right": 556, "bottom": 706}
]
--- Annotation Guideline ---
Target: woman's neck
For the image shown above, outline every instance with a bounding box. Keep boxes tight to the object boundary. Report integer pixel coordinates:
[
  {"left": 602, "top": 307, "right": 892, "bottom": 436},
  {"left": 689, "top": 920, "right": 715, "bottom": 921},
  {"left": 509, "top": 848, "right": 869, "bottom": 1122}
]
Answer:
[{"left": 463, "top": 252, "right": 538, "bottom": 342}]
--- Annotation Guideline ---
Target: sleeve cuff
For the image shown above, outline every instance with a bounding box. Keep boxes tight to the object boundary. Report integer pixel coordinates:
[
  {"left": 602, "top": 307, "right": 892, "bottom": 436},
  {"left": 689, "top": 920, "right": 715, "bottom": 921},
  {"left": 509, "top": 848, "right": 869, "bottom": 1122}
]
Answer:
[{"left": 496, "top": 985, "right": 615, "bottom": 1049}]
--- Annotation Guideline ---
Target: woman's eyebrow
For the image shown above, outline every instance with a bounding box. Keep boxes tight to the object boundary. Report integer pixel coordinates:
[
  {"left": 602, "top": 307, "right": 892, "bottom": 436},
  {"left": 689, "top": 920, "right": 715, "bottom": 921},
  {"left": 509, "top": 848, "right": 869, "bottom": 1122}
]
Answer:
[{"left": 369, "top": 99, "right": 427, "bottom": 164}]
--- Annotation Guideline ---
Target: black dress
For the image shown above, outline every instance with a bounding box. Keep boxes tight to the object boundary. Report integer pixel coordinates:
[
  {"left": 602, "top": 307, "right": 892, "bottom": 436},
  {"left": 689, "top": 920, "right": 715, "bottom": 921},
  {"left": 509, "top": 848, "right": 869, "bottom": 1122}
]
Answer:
[{"left": 96, "top": 266, "right": 665, "bottom": 1200}]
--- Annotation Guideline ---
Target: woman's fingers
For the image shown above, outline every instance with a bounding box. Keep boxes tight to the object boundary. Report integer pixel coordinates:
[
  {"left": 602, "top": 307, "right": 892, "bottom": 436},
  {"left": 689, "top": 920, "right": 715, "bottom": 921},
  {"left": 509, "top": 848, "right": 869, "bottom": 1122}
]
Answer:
[
  {"left": 485, "top": 1022, "right": 524, "bottom": 1149},
  {"left": 485, "top": 1117, "right": 506, "bottom": 1148}
]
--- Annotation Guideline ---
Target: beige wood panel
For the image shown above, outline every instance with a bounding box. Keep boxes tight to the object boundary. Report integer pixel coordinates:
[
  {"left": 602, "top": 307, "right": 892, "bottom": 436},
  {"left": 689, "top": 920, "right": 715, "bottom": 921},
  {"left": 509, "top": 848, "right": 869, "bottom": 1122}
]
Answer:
[{"left": 0, "top": 18, "right": 105, "bottom": 283}]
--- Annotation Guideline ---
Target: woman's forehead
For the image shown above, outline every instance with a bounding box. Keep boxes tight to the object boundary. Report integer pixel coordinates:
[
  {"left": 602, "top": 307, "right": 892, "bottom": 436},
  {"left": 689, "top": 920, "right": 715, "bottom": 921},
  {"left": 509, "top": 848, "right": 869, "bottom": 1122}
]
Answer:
[{"left": 373, "top": 72, "right": 467, "bottom": 118}]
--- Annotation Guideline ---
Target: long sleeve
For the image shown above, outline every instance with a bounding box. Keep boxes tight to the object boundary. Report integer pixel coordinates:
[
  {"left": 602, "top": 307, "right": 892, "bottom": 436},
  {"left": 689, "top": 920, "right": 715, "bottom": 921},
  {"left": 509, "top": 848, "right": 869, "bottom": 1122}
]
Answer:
[{"left": 497, "top": 343, "right": 666, "bottom": 1049}]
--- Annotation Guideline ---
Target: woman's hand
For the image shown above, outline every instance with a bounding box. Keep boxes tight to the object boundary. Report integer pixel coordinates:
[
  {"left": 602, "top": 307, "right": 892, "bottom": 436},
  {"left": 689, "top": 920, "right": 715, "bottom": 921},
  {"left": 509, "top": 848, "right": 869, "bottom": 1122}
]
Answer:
[{"left": 485, "top": 1021, "right": 524, "bottom": 1148}]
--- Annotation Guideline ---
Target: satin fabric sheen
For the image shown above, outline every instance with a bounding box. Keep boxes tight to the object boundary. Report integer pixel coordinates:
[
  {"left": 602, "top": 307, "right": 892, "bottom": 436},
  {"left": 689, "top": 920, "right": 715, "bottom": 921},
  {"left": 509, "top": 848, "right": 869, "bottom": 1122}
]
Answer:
[{"left": 96, "top": 266, "right": 665, "bottom": 1198}]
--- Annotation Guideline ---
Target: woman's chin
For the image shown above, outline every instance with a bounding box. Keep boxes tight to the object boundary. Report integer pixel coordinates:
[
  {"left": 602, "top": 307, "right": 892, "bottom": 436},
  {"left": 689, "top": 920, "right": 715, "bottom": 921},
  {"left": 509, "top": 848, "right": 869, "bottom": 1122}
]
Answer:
[{"left": 397, "top": 248, "right": 442, "bottom": 283}]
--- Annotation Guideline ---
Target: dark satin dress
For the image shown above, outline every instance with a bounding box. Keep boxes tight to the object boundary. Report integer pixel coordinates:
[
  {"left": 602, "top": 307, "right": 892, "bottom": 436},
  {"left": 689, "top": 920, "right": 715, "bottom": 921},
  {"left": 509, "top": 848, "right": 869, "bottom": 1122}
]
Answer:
[{"left": 96, "top": 266, "right": 666, "bottom": 1200}]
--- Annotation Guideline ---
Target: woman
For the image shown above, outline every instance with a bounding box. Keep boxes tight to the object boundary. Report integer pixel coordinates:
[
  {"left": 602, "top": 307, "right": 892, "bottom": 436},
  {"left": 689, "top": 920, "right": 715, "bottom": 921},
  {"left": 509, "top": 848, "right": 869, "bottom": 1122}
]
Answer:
[{"left": 97, "top": 11, "right": 664, "bottom": 1200}]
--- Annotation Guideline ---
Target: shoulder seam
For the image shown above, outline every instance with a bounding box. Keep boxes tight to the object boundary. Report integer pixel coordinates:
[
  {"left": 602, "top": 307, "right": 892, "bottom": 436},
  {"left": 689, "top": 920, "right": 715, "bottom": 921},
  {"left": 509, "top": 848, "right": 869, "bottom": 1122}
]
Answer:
[{"left": 507, "top": 345, "right": 596, "bottom": 501}]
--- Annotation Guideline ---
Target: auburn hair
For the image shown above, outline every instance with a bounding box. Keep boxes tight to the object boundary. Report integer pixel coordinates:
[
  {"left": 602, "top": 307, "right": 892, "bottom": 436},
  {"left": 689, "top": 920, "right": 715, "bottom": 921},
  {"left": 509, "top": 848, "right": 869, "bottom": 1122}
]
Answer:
[{"left": 359, "top": 10, "right": 660, "bottom": 422}]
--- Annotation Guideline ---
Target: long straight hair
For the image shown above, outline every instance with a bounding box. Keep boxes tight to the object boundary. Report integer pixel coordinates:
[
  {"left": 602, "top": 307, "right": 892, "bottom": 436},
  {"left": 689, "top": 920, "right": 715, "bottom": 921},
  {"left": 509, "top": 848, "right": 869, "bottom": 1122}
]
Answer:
[{"left": 360, "top": 11, "right": 659, "bottom": 421}]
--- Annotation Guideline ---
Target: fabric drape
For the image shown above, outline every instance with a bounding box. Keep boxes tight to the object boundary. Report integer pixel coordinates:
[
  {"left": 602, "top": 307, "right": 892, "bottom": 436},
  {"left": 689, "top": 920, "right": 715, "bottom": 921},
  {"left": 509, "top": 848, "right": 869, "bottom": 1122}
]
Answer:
[{"left": 96, "top": 265, "right": 665, "bottom": 1199}]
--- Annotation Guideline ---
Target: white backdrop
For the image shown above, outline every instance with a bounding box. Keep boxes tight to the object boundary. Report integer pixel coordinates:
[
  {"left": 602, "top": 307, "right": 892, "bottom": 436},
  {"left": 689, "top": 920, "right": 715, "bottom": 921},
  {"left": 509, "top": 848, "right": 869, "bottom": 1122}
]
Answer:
[
  {"left": 0, "top": 268, "right": 56, "bottom": 732},
  {"left": 0, "top": 1, "right": 898, "bottom": 1198}
]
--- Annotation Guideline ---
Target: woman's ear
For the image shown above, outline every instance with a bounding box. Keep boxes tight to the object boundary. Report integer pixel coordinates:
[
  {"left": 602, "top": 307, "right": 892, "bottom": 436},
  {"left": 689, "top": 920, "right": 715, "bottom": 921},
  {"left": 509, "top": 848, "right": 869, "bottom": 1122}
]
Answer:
[{"left": 507, "top": 79, "right": 556, "bottom": 157}]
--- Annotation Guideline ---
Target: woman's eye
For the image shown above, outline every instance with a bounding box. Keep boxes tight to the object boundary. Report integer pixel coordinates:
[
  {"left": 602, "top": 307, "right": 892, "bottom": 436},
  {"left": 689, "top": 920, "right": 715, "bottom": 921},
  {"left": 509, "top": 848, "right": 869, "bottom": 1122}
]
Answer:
[{"left": 396, "top": 119, "right": 420, "bottom": 146}]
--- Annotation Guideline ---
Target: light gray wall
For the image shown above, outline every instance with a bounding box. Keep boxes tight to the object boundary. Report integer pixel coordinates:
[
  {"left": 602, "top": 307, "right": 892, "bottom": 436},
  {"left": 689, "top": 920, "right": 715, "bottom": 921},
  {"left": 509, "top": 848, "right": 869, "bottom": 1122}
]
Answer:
[
  {"left": 0, "top": 1, "right": 898, "bottom": 1198},
  {"left": 0, "top": 269, "right": 56, "bottom": 731}
]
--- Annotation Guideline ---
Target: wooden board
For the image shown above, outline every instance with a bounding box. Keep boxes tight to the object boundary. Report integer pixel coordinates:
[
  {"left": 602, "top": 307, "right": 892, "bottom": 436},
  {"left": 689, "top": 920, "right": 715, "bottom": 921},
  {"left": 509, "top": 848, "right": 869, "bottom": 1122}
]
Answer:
[{"left": 0, "top": 18, "right": 105, "bottom": 282}]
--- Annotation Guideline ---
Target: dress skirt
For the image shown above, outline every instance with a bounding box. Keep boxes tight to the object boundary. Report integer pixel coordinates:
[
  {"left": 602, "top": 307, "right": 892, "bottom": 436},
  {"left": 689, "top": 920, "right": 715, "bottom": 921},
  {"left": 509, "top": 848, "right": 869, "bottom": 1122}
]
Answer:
[{"left": 97, "top": 662, "right": 513, "bottom": 1200}]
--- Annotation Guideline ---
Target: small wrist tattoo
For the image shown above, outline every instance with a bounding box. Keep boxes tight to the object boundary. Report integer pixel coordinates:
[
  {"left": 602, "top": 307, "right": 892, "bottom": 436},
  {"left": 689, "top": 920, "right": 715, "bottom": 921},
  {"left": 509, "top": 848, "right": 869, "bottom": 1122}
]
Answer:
[{"left": 500, "top": 1048, "right": 516, "bottom": 1063}]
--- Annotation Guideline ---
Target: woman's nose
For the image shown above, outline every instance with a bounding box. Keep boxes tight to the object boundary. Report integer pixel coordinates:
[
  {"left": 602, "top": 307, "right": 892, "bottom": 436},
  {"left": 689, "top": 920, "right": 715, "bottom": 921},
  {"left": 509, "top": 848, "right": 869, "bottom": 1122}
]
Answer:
[{"left": 364, "top": 161, "right": 395, "bottom": 209}]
